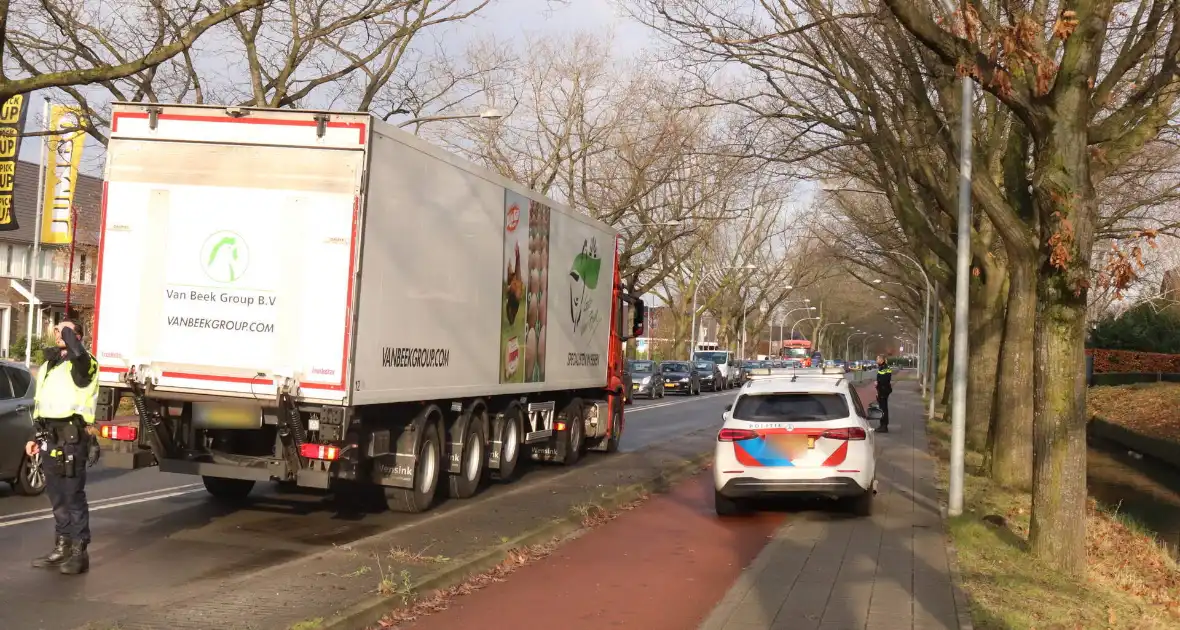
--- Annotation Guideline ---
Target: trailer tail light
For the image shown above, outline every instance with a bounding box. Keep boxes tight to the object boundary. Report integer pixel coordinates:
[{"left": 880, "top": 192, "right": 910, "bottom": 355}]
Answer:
[
  {"left": 821, "top": 427, "right": 867, "bottom": 441},
  {"left": 300, "top": 444, "right": 340, "bottom": 460},
  {"left": 718, "top": 428, "right": 758, "bottom": 442},
  {"left": 100, "top": 424, "right": 138, "bottom": 441},
  {"left": 555, "top": 421, "right": 567, "bottom": 431}
]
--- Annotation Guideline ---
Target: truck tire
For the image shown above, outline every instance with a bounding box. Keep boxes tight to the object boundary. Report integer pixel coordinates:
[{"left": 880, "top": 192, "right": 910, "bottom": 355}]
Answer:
[
  {"left": 605, "top": 406, "right": 623, "bottom": 453},
  {"left": 447, "top": 416, "right": 486, "bottom": 499},
  {"left": 559, "top": 399, "right": 584, "bottom": 466},
  {"left": 202, "top": 476, "right": 254, "bottom": 502},
  {"left": 491, "top": 407, "right": 524, "bottom": 482},
  {"left": 385, "top": 422, "right": 441, "bottom": 513}
]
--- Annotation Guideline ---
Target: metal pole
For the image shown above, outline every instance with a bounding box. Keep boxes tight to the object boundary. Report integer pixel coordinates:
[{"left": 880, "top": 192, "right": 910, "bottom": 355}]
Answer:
[
  {"left": 928, "top": 281, "right": 941, "bottom": 420},
  {"left": 948, "top": 77, "right": 973, "bottom": 517},
  {"left": 26, "top": 98, "right": 49, "bottom": 366},
  {"left": 689, "top": 282, "right": 700, "bottom": 358},
  {"left": 921, "top": 286, "right": 930, "bottom": 397}
]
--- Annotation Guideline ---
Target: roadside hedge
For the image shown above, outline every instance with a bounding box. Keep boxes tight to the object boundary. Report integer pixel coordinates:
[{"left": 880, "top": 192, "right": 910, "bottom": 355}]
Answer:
[{"left": 1087, "top": 347, "right": 1180, "bottom": 374}]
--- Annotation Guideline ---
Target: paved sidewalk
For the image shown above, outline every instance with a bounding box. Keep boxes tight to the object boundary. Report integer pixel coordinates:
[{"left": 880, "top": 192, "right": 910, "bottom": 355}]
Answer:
[{"left": 699, "top": 386, "right": 969, "bottom": 630}]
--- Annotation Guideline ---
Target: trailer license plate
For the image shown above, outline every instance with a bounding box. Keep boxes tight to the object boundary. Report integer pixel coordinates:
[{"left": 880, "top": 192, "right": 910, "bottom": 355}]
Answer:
[
  {"left": 192, "top": 402, "right": 263, "bottom": 430},
  {"left": 807, "top": 437, "right": 816, "bottom": 449}
]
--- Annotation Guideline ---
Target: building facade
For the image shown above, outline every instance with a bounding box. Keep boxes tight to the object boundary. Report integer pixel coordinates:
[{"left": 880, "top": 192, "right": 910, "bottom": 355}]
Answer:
[{"left": 3, "top": 160, "right": 100, "bottom": 358}]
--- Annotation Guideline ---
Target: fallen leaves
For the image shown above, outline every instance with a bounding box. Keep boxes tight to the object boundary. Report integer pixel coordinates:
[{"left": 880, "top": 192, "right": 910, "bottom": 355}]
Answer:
[{"left": 1089, "top": 383, "right": 1180, "bottom": 443}]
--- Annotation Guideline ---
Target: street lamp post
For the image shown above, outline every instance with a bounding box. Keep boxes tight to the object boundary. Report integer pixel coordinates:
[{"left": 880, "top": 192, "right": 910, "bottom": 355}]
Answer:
[
  {"left": 846, "top": 331, "right": 868, "bottom": 361},
  {"left": 860, "top": 334, "right": 881, "bottom": 360},
  {"left": 875, "top": 276, "right": 930, "bottom": 398},
  {"left": 816, "top": 321, "right": 846, "bottom": 357},
  {"left": 689, "top": 264, "right": 757, "bottom": 358},
  {"left": 394, "top": 107, "right": 505, "bottom": 128},
  {"left": 790, "top": 316, "right": 820, "bottom": 340}
]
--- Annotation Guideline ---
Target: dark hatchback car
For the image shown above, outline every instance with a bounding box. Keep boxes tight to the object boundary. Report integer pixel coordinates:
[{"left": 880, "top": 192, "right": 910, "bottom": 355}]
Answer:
[
  {"left": 693, "top": 360, "right": 724, "bottom": 392},
  {"left": 0, "top": 360, "right": 43, "bottom": 496},
  {"left": 627, "top": 359, "right": 665, "bottom": 399},
  {"left": 660, "top": 360, "right": 701, "bottom": 396}
]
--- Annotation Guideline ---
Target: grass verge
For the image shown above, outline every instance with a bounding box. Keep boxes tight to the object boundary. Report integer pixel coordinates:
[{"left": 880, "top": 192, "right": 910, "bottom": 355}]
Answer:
[
  {"left": 1089, "top": 383, "right": 1180, "bottom": 445},
  {"left": 926, "top": 417, "right": 1180, "bottom": 629}
]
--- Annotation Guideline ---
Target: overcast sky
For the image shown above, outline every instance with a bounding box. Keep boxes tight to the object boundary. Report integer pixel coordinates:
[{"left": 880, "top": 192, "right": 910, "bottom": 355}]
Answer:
[{"left": 17, "top": 0, "right": 652, "bottom": 174}]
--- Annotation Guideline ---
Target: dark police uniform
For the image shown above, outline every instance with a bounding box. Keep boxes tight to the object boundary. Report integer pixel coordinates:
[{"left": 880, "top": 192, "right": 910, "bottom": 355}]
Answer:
[
  {"left": 876, "top": 362, "right": 893, "bottom": 431},
  {"left": 30, "top": 327, "right": 100, "bottom": 575}
]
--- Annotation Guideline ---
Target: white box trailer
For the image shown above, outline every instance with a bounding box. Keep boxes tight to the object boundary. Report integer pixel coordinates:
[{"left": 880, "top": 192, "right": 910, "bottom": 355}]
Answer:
[{"left": 94, "top": 103, "right": 645, "bottom": 513}]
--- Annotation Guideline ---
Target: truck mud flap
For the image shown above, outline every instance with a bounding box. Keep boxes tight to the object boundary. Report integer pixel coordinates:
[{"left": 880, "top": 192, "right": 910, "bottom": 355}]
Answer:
[{"left": 159, "top": 459, "right": 285, "bottom": 482}]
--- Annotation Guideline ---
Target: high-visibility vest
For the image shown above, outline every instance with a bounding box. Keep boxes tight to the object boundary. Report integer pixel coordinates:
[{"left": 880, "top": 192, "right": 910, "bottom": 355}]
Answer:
[{"left": 34, "top": 356, "right": 99, "bottom": 424}]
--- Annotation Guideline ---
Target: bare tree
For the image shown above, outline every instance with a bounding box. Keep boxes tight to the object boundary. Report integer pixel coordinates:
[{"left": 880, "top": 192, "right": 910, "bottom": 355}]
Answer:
[{"left": 2, "top": 0, "right": 266, "bottom": 105}]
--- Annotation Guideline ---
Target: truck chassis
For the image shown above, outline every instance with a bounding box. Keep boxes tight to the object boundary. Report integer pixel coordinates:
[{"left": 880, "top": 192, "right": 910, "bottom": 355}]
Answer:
[{"left": 98, "top": 372, "right": 626, "bottom": 513}]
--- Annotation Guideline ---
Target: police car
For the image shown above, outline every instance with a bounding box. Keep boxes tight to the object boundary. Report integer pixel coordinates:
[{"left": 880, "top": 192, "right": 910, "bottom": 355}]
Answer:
[{"left": 713, "top": 366, "right": 880, "bottom": 516}]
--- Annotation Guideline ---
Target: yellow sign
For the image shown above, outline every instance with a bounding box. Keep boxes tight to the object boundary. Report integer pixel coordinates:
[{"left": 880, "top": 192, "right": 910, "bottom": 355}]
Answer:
[
  {"left": 0, "top": 94, "right": 26, "bottom": 231},
  {"left": 41, "top": 104, "right": 85, "bottom": 245}
]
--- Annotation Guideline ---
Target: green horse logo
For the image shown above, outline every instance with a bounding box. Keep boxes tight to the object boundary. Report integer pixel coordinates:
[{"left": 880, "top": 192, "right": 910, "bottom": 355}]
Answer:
[
  {"left": 568, "top": 238, "right": 602, "bottom": 335},
  {"left": 200, "top": 231, "right": 250, "bottom": 283}
]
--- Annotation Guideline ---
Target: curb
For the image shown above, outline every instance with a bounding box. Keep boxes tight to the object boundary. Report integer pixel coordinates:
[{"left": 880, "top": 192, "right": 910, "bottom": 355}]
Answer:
[
  {"left": 938, "top": 505, "right": 976, "bottom": 630},
  {"left": 319, "top": 450, "right": 715, "bottom": 630},
  {"left": 1088, "top": 416, "right": 1180, "bottom": 469},
  {"left": 926, "top": 414, "right": 975, "bottom": 630}
]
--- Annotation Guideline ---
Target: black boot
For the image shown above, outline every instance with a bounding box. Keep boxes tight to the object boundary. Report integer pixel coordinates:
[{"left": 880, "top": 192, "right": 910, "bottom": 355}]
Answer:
[
  {"left": 31, "top": 536, "right": 72, "bottom": 568},
  {"left": 59, "top": 540, "right": 89, "bottom": 575}
]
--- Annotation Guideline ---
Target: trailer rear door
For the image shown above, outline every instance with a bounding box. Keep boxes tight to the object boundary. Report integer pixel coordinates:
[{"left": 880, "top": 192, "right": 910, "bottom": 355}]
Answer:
[{"left": 93, "top": 105, "right": 368, "bottom": 402}]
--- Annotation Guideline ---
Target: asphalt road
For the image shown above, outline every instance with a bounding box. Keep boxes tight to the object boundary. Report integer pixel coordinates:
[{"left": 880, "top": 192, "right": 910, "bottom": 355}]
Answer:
[{"left": 0, "top": 389, "right": 735, "bottom": 624}]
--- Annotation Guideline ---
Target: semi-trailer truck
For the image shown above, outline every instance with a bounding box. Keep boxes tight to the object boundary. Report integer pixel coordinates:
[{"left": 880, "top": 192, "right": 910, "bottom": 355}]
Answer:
[{"left": 92, "top": 103, "right": 645, "bottom": 513}]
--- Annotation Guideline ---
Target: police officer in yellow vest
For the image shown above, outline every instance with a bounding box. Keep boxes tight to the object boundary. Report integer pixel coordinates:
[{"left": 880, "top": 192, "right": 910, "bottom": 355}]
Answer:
[
  {"left": 25, "top": 318, "right": 100, "bottom": 575},
  {"left": 874, "top": 355, "right": 894, "bottom": 433}
]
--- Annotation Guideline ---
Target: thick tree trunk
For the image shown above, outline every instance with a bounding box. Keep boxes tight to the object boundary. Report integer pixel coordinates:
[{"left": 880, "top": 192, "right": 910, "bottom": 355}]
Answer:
[
  {"left": 1029, "top": 117, "right": 1096, "bottom": 576},
  {"left": 989, "top": 256, "right": 1036, "bottom": 489},
  {"left": 967, "top": 275, "right": 1005, "bottom": 450}
]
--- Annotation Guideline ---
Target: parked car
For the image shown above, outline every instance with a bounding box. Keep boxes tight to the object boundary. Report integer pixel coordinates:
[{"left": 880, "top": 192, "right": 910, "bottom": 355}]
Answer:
[
  {"left": 0, "top": 361, "right": 44, "bottom": 496},
  {"left": 660, "top": 360, "right": 701, "bottom": 396},
  {"left": 694, "top": 360, "right": 724, "bottom": 392},
  {"left": 627, "top": 360, "right": 665, "bottom": 399}
]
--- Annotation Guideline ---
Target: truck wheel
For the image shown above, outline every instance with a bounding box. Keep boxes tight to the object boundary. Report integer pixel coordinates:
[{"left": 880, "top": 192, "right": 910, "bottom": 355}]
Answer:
[
  {"left": 559, "top": 400, "right": 584, "bottom": 466},
  {"left": 491, "top": 408, "right": 524, "bottom": 482},
  {"left": 447, "top": 417, "right": 487, "bottom": 499},
  {"left": 605, "top": 406, "right": 623, "bottom": 453},
  {"left": 202, "top": 476, "right": 255, "bottom": 502},
  {"left": 386, "top": 422, "right": 442, "bottom": 513}
]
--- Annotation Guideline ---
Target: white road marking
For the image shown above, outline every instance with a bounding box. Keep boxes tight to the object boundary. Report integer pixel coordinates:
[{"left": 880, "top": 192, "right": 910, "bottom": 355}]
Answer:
[
  {"left": 0, "top": 485, "right": 206, "bottom": 528},
  {"left": 0, "top": 394, "right": 730, "bottom": 527},
  {"left": 626, "top": 390, "right": 732, "bottom": 413}
]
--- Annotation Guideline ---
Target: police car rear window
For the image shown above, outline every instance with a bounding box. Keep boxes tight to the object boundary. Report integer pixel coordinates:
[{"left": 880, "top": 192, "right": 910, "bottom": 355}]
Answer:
[{"left": 732, "top": 393, "right": 849, "bottom": 422}]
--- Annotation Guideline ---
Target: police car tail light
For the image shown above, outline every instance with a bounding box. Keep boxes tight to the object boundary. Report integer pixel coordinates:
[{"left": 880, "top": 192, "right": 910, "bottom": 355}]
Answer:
[
  {"left": 299, "top": 444, "right": 340, "bottom": 460},
  {"left": 100, "top": 424, "right": 138, "bottom": 441},
  {"left": 718, "top": 428, "right": 757, "bottom": 442},
  {"left": 821, "top": 427, "right": 867, "bottom": 441}
]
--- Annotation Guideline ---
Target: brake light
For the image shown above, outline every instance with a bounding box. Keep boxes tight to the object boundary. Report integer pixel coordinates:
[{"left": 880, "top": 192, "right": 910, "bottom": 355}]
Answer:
[
  {"left": 99, "top": 424, "right": 138, "bottom": 441},
  {"left": 555, "top": 421, "right": 567, "bottom": 431},
  {"left": 718, "top": 428, "right": 758, "bottom": 442},
  {"left": 821, "top": 427, "right": 867, "bottom": 441},
  {"left": 299, "top": 444, "right": 340, "bottom": 460}
]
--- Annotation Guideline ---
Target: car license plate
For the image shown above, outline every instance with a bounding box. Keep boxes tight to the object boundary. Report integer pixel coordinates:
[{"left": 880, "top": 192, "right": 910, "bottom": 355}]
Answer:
[{"left": 632, "top": 384, "right": 639, "bottom": 390}]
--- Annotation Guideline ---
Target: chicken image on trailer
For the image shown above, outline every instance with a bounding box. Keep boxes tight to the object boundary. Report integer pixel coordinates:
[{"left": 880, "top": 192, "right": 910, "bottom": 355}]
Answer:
[{"left": 91, "top": 103, "right": 644, "bottom": 513}]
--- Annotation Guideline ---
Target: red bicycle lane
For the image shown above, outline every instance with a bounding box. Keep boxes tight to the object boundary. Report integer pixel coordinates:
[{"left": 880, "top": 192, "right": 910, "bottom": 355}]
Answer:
[
  {"left": 399, "top": 380, "right": 879, "bottom": 630},
  {"left": 401, "top": 472, "right": 785, "bottom": 630}
]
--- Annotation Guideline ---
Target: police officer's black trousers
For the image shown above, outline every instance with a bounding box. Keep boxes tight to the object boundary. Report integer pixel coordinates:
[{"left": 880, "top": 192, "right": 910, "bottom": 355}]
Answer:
[
  {"left": 878, "top": 392, "right": 891, "bottom": 429},
  {"left": 44, "top": 440, "right": 90, "bottom": 544}
]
